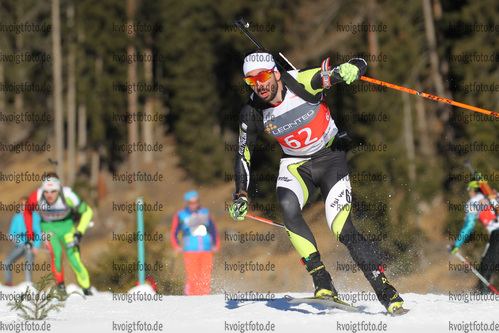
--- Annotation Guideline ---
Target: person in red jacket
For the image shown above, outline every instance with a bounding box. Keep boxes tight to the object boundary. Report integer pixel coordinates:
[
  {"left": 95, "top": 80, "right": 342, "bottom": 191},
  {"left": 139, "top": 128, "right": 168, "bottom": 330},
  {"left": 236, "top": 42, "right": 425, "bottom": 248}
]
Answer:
[{"left": 171, "top": 190, "right": 220, "bottom": 295}]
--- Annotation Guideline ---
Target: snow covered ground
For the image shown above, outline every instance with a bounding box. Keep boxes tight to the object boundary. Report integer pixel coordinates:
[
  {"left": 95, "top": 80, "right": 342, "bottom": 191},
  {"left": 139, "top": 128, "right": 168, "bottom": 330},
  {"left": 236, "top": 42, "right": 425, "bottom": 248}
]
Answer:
[{"left": 1, "top": 282, "right": 498, "bottom": 333}]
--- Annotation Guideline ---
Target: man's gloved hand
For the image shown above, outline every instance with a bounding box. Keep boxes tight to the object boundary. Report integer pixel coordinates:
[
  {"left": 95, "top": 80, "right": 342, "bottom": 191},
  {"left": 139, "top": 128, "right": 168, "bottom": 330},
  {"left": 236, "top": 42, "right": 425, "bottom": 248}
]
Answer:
[
  {"left": 67, "top": 231, "right": 83, "bottom": 249},
  {"left": 337, "top": 63, "right": 359, "bottom": 85},
  {"left": 229, "top": 192, "right": 248, "bottom": 221},
  {"left": 24, "top": 240, "right": 33, "bottom": 250},
  {"left": 448, "top": 244, "right": 459, "bottom": 255}
]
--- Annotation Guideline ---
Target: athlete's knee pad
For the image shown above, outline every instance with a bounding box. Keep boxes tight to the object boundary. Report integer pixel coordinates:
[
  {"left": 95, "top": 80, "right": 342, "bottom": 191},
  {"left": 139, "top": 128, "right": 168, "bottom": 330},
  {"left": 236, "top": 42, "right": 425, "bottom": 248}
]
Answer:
[{"left": 324, "top": 175, "right": 352, "bottom": 240}]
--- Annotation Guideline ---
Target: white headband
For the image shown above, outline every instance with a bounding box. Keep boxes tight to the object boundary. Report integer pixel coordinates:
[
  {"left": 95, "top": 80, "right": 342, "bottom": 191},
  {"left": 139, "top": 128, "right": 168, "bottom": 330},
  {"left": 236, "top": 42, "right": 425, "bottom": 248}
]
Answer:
[
  {"left": 42, "top": 177, "right": 61, "bottom": 192},
  {"left": 243, "top": 52, "right": 276, "bottom": 76}
]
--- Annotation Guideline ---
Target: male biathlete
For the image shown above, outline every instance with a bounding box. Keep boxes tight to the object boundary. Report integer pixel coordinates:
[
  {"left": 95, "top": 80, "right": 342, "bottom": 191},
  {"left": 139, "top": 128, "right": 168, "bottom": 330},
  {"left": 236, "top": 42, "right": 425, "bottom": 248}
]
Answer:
[
  {"left": 25, "top": 172, "right": 93, "bottom": 295},
  {"left": 229, "top": 49, "right": 405, "bottom": 314}
]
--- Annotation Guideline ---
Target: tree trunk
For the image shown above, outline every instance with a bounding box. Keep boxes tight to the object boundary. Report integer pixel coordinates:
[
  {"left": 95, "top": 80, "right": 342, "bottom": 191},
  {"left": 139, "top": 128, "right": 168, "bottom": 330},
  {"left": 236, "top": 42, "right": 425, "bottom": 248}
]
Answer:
[
  {"left": 67, "top": 1, "right": 76, "bottom": 186},
  {"left": 422, "top": 0, "right": 446, "bottom": 101},
  {"left": 422, "top": 0, "right": 451, "bottom": 127},
  {"left": 415, "top": 79, "right": 435, "bottom": 164},
  {"left": 78, "top": 104, "right": 87, "bottom": 168},
  {"left": 422, "top": 0, "right": 453, "bottom": 170},
  {"left": 142, "top": 45, "right": 153, "bottom": 163},
  {"left": 77, "top": 19, "right": 87, "bottom": 171},
  {"left": 90, "top": 150, "right": 99, "bottom": 200},
  {"left": 0, "top": 45, "right": 4, "bottom": 137},
  {"left": 402, "top": 92, "right": 416, "bottom": 184},
  {"left": 52, "top": 0, "right": 64, "bottom": 181},
  {"left": 14, "top": 33, "right": 24, "bottom": 116},
  {"left": 127, "top": 0, "right": 138, "bottom": 173},
  {"left": 367, "top": 0, "right": 379, "bottom": 76}
]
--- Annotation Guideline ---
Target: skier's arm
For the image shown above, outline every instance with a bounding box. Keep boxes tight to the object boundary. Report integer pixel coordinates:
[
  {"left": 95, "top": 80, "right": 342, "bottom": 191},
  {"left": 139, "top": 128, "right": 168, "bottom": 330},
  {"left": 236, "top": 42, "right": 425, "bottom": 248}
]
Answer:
[
  {"left": 75, "top": 202, "right": 92, "bottom": 235},
  {"left": 10, "top": 214, "right": 24, "bottom": 245},
  {"left": 207, "top": 213, "right": 220, "bottom": 251},
  {"left": 9, "top": 214, "right": 18, "bottom": 241},
  {"left": 454, "top": 213, "right": 477, "bottom": 248},
  {"left": 170, "top": 212, "right": 182, "bottom": 251},
  {"left": 234, "top": 103, "right": 263, "bottom": 196},
  {"left": 65, "top": 188, "right": 92, "bottom": 235},
  {"left": 230, "top": 104, "right": 263, "bottom": 220},
  {"left": 297, "top": 58, "right": 368, "bottom": 93},
  {"left": 32, "top": 213, "right": 42, "bottom": 248}
]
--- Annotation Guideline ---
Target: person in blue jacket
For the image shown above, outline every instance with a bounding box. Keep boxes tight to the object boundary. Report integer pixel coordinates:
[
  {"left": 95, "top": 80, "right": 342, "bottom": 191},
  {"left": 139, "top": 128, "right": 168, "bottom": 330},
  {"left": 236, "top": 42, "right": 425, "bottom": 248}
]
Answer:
[
  {"left": 3, "top": 197, "right": 42, "bottom": 286},
  {"left": 449, "top": 180, "right": 499, "bottom": 293},
  {"left": 171, "top": 190, "right": 220, "bottom": 295}
]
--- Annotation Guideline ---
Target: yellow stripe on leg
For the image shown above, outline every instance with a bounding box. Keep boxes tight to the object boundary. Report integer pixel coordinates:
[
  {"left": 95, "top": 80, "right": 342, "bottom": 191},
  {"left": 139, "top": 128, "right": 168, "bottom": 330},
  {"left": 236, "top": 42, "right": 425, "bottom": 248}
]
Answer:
[
  {"left": 287, "top": 161, "right": 308, "bottom": 207},
  {"left": 331, "top": 204, "right": 351, "bottom": 240},
  {"left": 286, "top": 228, "right": 318, "bottom": 259}
]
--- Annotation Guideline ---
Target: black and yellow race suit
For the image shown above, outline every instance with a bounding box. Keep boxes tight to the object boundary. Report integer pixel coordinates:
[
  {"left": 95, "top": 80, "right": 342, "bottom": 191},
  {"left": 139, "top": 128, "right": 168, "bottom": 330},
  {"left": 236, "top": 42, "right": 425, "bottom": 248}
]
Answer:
[{"left": 233, "top": 58, "right": 391, "bottom": 291}]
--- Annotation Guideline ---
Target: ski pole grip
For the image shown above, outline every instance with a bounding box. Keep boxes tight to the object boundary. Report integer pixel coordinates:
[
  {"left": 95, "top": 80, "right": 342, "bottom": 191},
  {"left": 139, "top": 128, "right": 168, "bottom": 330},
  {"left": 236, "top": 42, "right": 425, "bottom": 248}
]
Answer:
[
  {"left": 232, "top": 16, "right": 265, "bottom": 50},
  {"left": 233, "top": 17, "right": 249, "bottom": 29}
]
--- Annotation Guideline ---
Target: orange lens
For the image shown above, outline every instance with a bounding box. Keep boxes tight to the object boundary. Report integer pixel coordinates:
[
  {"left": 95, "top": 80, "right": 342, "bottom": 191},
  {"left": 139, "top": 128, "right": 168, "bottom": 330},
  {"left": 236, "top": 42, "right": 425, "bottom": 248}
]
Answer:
[{"left": 244, "top": 68, "right": 274, "bottom": 86}]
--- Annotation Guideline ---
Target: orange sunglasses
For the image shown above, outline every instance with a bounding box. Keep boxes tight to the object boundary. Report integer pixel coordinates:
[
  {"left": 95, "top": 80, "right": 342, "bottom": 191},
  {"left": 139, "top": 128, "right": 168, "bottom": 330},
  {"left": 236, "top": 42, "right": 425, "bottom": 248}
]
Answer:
[{"left": 243, "top": 67, "right": 276, "bottom": 86}]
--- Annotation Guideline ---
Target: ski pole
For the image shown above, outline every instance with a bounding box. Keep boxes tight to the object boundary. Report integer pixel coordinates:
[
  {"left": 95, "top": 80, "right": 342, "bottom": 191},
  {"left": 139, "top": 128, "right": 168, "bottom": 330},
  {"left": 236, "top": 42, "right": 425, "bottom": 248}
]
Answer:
[
  {"left": 464, "top": 160, "right": 476, "bottom": 175},
  {"left": 453, "top": 250, "right": 499, "bottom": 295},
  {"left": 360, "top": 76, "right": 499, "bottom": 118},
  {"left": 234, "top": 17, "right": 264, "bottom": 49},
  {"left": 233, "top": 17, "right": 294, "bottom": 71},
  {"left": 246, "top": 213, "right": 285, "bottom": 229}
]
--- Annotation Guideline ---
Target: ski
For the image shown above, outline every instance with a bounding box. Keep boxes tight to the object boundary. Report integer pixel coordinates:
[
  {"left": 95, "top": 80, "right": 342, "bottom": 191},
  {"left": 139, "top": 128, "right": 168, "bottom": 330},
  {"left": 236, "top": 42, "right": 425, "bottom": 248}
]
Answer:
[
  {"left": 284, "top": 295, "right": 360, "bottom": 313},
  {"left": 285, "top": 295, "right": 410, "bottom": 316}
]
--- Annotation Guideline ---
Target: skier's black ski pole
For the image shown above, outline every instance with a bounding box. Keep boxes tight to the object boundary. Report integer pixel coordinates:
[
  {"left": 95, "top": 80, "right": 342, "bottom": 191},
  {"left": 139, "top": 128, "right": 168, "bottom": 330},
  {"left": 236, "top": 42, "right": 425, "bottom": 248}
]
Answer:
[
  {"left": 233, "top": 17, "right": 265, "bottom": 49},
  {"left": 233, "top": 17, "right": 294, "bottom": 71},
  {"left": 452, "top": 250, "right": 499, "bottom": 295}
]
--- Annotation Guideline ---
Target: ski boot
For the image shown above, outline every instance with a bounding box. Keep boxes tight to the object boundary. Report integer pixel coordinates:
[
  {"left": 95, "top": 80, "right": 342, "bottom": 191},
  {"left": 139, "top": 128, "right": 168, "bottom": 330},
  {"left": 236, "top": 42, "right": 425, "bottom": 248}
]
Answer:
[
  {"left": 83, "top": 287, "right": 93, "bottom": 296},
  {"left": 302, "top": 252, "right": 338, "bottom": 298},
  {"left": 56, "top": 282, "right": 66, "bottom": 293},
  {"left": 369, "top": 266, "right": 406, "bottom": 315}
]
